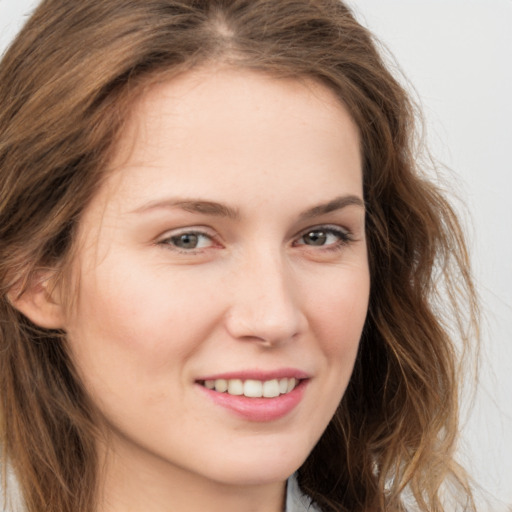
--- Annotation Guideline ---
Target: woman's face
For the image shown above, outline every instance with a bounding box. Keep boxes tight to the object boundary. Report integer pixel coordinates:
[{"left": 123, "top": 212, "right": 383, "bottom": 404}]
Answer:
[{"left": 63, "top": 68, "right": 369, "bottom": 490}]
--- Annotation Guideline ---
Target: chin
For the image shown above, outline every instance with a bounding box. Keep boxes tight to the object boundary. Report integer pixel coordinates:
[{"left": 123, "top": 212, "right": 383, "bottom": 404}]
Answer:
[{"left": 200, "top": 437, "right": 312, "bottom": 487}]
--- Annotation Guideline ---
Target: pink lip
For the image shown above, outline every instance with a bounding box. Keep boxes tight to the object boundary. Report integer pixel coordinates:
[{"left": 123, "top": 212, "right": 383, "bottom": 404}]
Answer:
[
  {"left": 198, "top": 368, "right": 310, "bottom": 381},
  {"left": 195, "top": 369, "right": 310, "bottom": 422}
]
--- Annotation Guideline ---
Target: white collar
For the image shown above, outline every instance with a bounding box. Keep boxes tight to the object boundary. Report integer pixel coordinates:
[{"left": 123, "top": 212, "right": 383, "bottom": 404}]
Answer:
[{"left": 285, "top": 473, "right": 321, "bottom": 512}]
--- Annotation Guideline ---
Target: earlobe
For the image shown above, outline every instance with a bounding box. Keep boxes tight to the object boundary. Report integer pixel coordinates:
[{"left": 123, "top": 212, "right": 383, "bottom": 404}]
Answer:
[{"left": 8, "top": 273, "right": 66, "bottom": 330}]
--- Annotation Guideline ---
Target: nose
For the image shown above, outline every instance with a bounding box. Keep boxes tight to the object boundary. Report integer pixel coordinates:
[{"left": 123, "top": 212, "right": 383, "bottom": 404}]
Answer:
[{"left": 224, "top": 250, "right": 307, "bottom": 347}]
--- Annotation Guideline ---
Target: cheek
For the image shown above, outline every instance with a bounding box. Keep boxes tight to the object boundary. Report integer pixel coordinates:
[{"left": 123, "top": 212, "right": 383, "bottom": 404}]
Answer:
[
  {"left": 310, "top": 265, "right": 370, "bottom": 358},
  {"left": 65, "top": 253, "right": 223, "bottom": 381},
  {"left": 63, "top": 263, "right": 212, "bottom": 423}
]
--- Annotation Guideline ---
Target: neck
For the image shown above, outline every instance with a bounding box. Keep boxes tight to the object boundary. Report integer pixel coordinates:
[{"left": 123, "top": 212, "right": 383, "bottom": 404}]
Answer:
[{"left": 95, "top": 434, "right": 287, "bottom": 512}]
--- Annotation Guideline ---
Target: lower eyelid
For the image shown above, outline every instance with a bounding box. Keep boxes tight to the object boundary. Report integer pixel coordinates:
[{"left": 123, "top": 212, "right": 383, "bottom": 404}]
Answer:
[
  {"left": 295, "top": 226, "right": 352, "bottom": 245},
  {"left": 156, "top": 225, "right": 355, "bottom": 252},
  {"left": 158, "top": 230, "right": 216, "bottom": 250}
]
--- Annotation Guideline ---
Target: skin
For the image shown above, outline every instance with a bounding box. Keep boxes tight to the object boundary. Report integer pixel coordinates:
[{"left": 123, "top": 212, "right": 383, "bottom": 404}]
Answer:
[{"left": 57, "top": 67, "right": 370, "bottom": 512}]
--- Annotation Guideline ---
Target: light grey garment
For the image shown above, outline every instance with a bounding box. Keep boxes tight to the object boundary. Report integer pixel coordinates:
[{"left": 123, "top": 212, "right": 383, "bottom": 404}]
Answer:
[{"left": 285, "top": 474, "right": 321, "bottom": 512}]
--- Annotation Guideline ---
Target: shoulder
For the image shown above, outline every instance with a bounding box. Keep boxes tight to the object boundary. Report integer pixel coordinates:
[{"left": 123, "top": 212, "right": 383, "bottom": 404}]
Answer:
[{"left": 286, "top": 474, "right": 322, "bottom": 512}]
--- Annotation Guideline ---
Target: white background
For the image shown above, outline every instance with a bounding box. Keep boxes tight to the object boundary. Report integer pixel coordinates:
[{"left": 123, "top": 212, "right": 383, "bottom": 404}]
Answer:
[
  {"left": 343, "top": 2, "right": 512, "bottom": 507},
  {"left": 1, "top": 0, "right": 511, "bottom": 507}
]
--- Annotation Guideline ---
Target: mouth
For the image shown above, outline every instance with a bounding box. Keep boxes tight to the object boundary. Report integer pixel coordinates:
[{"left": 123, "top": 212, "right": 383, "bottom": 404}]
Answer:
[
  {"left": 198, "top": 377, "right": 300, "bottom": 398},
  {"left": 196, "top": 369, "right": 310, "bottom": 421},
  {"left": 197, "top": 375, "right": 308, "bottom": 422}
]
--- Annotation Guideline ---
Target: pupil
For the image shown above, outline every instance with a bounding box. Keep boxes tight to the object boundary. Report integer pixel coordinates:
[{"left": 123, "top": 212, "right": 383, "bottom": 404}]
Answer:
[
  {"left": 177, "top": 233, "right": 198, "bottom": 248},
  {"left": 305, "top": 231, "right": 326, "bottom": 245}
]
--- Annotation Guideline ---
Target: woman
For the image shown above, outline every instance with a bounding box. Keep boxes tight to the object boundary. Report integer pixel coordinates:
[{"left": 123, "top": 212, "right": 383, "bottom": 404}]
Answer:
[{"left": 0, "top": 1, "right": 478, "bottom": 511}]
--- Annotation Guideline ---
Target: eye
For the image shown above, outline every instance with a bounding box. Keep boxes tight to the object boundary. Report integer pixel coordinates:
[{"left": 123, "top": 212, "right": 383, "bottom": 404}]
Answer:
[
  {"left": 160, "top": 231, "right": 215, "bottom": 251},
  {"left": 295, "top": 226, "right": 351, "bottom": 249}
]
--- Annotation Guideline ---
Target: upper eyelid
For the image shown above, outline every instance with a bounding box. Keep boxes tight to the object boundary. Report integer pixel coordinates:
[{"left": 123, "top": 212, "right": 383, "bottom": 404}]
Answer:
[
  {"left": 295, "top": 224, "right": 351, "bottom": 238},
  {"left": 156, "top": 231, "right": 219, "bottom": 255},
  {"left": 157, "top": 226, "right": 217, "bottom": 240},
  {"left": 155, "top": 223, "right": 354, "bottom": 248},
  {"left": 155, "top": 227, "right": 219, "bottom": 251}
]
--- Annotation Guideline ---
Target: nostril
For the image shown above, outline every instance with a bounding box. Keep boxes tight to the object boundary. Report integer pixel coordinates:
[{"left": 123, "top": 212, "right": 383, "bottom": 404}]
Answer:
[
  {"left": 223, "top": 259, "right": 307, "bottom": 344},
  {"left": 224, "top": 302, "right": 305, "bottom": 346}
]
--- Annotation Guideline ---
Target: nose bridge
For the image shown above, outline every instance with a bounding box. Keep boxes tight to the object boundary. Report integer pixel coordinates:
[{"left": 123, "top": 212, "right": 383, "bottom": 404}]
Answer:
[{"left": 225, "top": 244, "right": 305, "bottom": 344}]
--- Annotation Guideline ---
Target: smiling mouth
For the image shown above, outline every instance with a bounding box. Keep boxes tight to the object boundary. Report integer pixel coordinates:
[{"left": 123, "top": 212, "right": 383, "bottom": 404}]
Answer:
[{"left": 198, "top": 377, "right": 300, "bottom": 398}]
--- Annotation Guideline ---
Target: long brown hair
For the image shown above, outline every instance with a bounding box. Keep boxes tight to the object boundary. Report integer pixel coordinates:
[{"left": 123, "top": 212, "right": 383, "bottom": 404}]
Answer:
[{"left": 0, "top": 1, "right": 478, "bottom": 511}]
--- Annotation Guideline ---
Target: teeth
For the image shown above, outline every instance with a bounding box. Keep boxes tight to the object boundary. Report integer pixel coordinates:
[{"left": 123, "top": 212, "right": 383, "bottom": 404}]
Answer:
[
  {"left": 214, "top": 379, "right": 228, "bottom": 393},
  {"left": 244, "top": 379, "right": 263, "bottom": 397},
  {"left": 227, "top": 379, "right": 243, "bottom": 395},
  {"left": 262, "top": 379, "right": 280, "bottom": 398},
  {"left": 203, "top": 377, "right": 299, "bottom": 398}
]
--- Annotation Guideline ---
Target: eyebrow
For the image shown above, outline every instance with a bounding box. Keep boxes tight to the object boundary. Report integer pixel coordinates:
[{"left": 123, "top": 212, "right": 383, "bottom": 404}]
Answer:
[
  {"left": 131, "top": 194, "right": 364, "bottom": 220},
  {"left": 132, "top": 198, "right": 240, "bottom": 220},
  {"left": 298, "top": 195, "right": 365, "bottom": 220}
]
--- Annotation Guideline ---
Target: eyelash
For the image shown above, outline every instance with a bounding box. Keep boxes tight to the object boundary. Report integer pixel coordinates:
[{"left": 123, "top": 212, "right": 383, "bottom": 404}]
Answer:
[
  {"left": 157, "top": 225, "right": 353, "bottom": 254},
  {"left": 294, "top": 225, "right": 353, "bottom": 251},
  {"left": 158, "top": 230, "right": 219, "bottom": 254}
]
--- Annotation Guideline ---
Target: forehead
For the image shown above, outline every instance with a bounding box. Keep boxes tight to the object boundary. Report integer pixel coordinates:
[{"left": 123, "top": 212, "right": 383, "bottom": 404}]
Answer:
[
  {"left": 85, "top": 67, "right": 363, "bottom": 223},
  {"left": 110, "top": 67, "right": 360, "bottom": 171}
]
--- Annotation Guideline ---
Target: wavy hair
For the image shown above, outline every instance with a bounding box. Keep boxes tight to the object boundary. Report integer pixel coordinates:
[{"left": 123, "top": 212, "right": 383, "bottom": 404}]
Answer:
[{"left": 0, "top": 1, "right": 478, "bottom": 511}]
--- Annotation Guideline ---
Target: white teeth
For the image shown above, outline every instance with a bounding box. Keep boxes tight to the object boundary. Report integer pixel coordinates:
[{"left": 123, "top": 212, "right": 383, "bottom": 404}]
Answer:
[
  {"left": 227, "top": 379, "right": 243, "bottom": 395},
  {"left": 204, "top": 377, "right": 300, "bottom": 398},
  {"left": 262, "top": 379, "right": 280, "bottom": 398},
  {"left": 214, "top": 379, "right": 228, "bottom": 393},
  {"left": 244, "top": 379, "right": 263, "bottom": 397}
]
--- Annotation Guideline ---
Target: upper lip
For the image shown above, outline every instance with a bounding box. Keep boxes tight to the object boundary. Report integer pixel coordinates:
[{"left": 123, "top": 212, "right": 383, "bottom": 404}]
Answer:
[{"left": 196, "top": 368, "right": 310, "bottom": 382}]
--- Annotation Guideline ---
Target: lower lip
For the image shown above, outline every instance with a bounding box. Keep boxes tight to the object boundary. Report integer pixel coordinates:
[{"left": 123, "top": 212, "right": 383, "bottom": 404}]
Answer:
[{"left": 197, "top": 380, "right": 308, "bottom": 422}]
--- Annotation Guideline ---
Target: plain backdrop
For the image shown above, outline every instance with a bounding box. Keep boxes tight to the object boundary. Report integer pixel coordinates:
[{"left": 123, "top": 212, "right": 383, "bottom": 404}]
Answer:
[{"left": 1, "top": 0, "right": 511, "bottom": 507}]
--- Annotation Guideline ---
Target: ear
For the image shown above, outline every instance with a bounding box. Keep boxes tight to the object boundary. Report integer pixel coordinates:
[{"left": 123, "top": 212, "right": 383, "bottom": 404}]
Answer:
[{"left": 8, "top": 272, "right": 66, "bottom": 329}]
